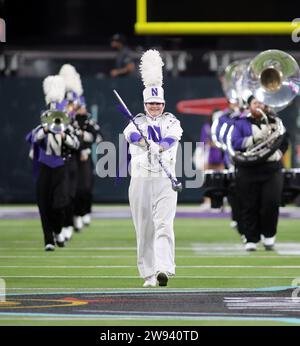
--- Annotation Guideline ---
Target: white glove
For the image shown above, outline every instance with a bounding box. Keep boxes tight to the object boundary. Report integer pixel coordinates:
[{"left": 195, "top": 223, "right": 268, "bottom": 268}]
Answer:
[
  {"left": 80, "top": 149, "right": 91, "bottom": 161},
  {"left": 148, "top": 141, "right": 162, "bottom": 156},
  {"left": 268, "top": 149, "right": 283, "bottom": 162},
  {"left": 253, "top": 125, "right": 270, "bottom": 143}
]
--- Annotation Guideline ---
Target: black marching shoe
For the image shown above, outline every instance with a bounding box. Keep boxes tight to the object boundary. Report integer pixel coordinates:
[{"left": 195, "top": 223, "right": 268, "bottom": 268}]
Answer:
[{"left": 156, "top": 272, "right": 169, "bottom": 287}]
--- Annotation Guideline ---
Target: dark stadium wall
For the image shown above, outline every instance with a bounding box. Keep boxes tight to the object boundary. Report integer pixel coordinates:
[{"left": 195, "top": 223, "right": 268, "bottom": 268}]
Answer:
[{"left": 0, "top": 77, "right": 298, "bottom": 203}]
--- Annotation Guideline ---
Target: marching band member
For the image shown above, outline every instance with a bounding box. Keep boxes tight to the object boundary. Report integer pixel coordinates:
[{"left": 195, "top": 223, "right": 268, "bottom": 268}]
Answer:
[
  {"left": 31, "top": 76, "right": 79, "bottom": 251},
  {"left": 59, "top": 64, "right": 103, "bottom": 232},
  {"left": 211, "top": 100, "right": 244, "bottom": 239},
  {"left": 201, "top": 111, "right": 224, "bottom": 171},
  {"left": 123, "top": 49, "right": 183, "bottom": 287},
  {"left": 230, "top": 95, "right": 288, "bottom": 251},
  {"left": 58, "top": 64, "right": 82, "bottom": 239},
  {"left": 199, "top": 110, "right": 225, "bottom": 210},
  {"left": 73, "top": 97, "right": 103, "bottom": 229}
]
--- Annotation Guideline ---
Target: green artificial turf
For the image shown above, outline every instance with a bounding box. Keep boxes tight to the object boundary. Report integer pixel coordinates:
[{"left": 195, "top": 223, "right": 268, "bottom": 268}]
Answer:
[{"left": 0, "top": 217, "right": 300, "bottom": 326}]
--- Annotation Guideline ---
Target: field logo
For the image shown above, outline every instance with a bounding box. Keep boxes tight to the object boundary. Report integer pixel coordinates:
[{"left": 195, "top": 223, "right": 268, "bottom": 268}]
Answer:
[
  {"left": 291, "top": 278, "right": 300, "bottom": 301},
  {"left": 292, "top": 19, "right": 300, "bottom": 43},
  {"left": 0, "top": 278, "right": 5, "bottom": 302},
  {"left": 0, "top": 18, "right": 5, "bottom": 42}
]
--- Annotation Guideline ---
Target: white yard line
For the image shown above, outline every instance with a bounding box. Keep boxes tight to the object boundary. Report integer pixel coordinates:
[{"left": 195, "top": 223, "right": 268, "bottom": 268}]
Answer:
[
  {"left": 0, "top": 265, "right": 135, "bottom": 268},
  {"left": 1, "top": 243, "right": 300, "bottom": 251},
  {"left": 0, "top": 246, "right": 260, "bottom": 251},
  {"left": 0, "top": 275, "right": 295, "bottom": 279},
  {"left": 0, "top": 247, "right": 137, "bottom": 250},
  {"left": 0, "top": 254, "right": 300, "bottom": 259},
  {"left": 1, "top": 265, "right": 300, "bottom": 269},
  {"left": 0, "top": 256, "right": 138, "bottom": 258}
]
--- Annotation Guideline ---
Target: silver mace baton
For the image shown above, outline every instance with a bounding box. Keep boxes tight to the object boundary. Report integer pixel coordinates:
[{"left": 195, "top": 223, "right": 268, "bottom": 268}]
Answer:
[{"left": 113, "top": 89, "right": 182, "bottom": 192}]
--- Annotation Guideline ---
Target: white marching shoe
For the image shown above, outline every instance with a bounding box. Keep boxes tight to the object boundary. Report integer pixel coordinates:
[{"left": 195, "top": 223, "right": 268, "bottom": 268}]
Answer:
[
  {"left": 55, "top": 232, "right": 65, "bottom": 247},
  {"left": 261, "top": 235, "right": 276, "bottom": 251},
  {"left": 230, "top": 221, "right": 238, "bottom": 229},
  {"left": 240, "top": 235, "right": 247, "bottom": 244},
  {"left": 74, "top": 216, "right": 83, "bottom": 232},
  {"left": 82, "top": 214, "right": 91, "bottom": 226},
  {"left": 45, "top": 244, "right": 55, "bottom": 251},
  {"left": 245, "top": 242, "right": 257, "bottom": 252},
  {"left": 61, "top": 227, "right": 68, "bottom": 241},
  {"left": 62, "top": 226, "right": 73, "bottom": 241},
  {"left": 143, "top": 275, "right": 157, "bottom": 288}
]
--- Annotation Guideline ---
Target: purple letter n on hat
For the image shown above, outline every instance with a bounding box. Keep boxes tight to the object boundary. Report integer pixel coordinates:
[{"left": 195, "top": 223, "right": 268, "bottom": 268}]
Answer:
[{"left": 151, "top": 88, "right": 158, "bottom": 96}]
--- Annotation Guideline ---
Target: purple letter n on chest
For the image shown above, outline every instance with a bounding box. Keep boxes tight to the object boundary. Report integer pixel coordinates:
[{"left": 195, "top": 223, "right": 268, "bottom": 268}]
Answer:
[{"left": 147, "top": 126, "right": 162, "bottom": 142}]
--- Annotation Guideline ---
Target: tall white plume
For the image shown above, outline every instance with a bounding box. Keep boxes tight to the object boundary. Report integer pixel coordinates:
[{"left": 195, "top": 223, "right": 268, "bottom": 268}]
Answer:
[
  {"left": 43, "top": 75, "right": 66, "bottom": 105},
  {"left": 59, "top": 64, "right": 83, "bottom": 95},
  {"left": 74, "top": 72, "right": 83, "bottom": 96},
  {"left": 139, "top": 49, "right": 164, "bottom": 88}
]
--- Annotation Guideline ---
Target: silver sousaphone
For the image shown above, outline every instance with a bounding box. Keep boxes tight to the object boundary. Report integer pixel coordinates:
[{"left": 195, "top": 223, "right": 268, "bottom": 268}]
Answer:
[
  {"left": 227, "top": 50, "right": 300, "bottom": 166},
  {"left": 243, "top": 49, "right": 300, "bottom": 111},
  {"left": 222, "top": 58, "right": 251, "bottom": 107}
]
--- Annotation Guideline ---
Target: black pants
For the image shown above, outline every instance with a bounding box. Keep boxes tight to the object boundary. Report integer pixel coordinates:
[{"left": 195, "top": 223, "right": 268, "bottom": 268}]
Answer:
[
  {"left": 227, "top": 182, "right": 242, "bottom": 235},
  {"left": 63, "top": 156, "right": 78, "bottom": 227},
  {"left": 36, "top": 164, "right": 69, "bottom": 245},
  {"left": 236, "top": 169, "right": 283, "bottom": 243},
  {"left": 74, "top": 157, "right": 93, "bottom": 217}
]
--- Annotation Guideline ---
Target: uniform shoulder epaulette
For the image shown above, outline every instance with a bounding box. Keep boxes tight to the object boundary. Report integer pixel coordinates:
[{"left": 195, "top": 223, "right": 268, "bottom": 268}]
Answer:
[
  {"left": 133, "top": 113, "right": 145, "bottom": 124},
  {"left": 133, "top": 113, "right": 144, "bottom": 119},
  {"left": 163, "top": 112, "right": 179, "bottom": 125},
  {"left": 163, "top": 112, "right": 177, "bottom": 120},
  {"left": 33, "top": 124, "right": 42, "bottom": 132}
]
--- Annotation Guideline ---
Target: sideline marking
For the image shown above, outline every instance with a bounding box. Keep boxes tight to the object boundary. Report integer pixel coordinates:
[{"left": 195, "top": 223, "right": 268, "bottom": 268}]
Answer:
[
  {"left": 0, "top": 311, "right": 299, "bottom": 324},
  {"left": 3, "top": 286, "right": 297, "bottom": 296},
  {"left": 2, "top": 265, "right": 300, "bottom": 269}
]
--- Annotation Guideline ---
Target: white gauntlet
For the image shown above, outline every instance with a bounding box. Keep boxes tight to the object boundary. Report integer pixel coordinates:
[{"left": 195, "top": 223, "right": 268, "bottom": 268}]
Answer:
[
  {"left": 253, "top": 125, "right": 270, "bottom": 143},
  {"left": 268, "top": 149, "right": 283, "bottom": 162},
  {"left": 148, "top": 141, "right": 162, "bottom": 156}
]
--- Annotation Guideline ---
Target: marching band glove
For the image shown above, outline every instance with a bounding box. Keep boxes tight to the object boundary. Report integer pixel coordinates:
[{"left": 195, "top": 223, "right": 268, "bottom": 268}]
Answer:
[
  {"left": 268, "top": 149, "right": 283, "bottom": 162},
  {"left": 148, "top": 141, "right": 162, "bottom": 156},
  {"left": 252, "top": 125, "right": 270, "bottom": 143}
]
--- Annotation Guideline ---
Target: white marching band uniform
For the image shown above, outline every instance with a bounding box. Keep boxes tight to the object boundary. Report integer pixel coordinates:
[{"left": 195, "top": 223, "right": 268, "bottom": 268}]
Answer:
[
  {"left": 123, "top": 49, "right": 183, "bottom": 287},
  {"left": 124, "top": 112, "right": 182, "bottom": 280}
]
